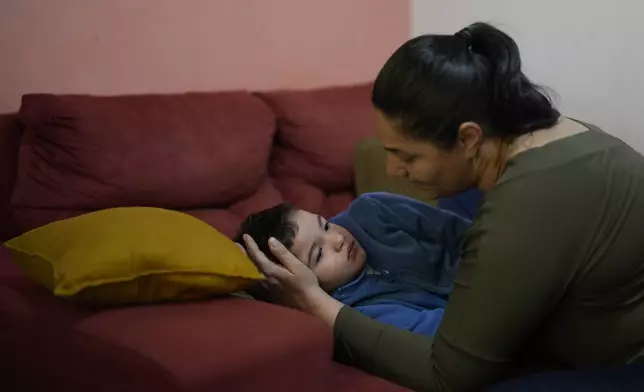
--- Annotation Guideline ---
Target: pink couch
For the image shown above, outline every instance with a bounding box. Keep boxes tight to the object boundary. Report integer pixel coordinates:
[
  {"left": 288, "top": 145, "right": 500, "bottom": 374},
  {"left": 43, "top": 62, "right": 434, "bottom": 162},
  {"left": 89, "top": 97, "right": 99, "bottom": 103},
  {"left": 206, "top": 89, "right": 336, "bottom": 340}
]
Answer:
[{"left": 0, "top": 85, "right": 408, "bottom": 391}]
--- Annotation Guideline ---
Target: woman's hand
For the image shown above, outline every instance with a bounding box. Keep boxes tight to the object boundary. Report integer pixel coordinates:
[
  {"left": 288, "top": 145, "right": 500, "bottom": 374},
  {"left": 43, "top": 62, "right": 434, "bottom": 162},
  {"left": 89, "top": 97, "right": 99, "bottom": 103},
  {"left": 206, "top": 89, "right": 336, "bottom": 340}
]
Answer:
[
  {"left": 242, "top": 234, "right": 320, "bottom": 310},
  {"left": 243, "top": 234, "right": 344, "bottom": 325}
]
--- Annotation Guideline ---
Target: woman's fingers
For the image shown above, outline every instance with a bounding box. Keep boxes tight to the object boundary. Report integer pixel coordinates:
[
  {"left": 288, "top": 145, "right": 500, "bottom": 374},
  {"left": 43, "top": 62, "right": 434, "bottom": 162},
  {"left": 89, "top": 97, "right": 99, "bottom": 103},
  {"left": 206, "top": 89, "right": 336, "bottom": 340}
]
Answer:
[
  {"left": 260, "top": 278, "right": 280, "bottom": 290},
  {"left": 267, "top": 237, "right": 307, "bottom": 273},
  {"left": 242, "top": 234, "right": 291, "bottom": 279},
  {"left": 234, "top": 242, "right": 247, "bottom": 254}
]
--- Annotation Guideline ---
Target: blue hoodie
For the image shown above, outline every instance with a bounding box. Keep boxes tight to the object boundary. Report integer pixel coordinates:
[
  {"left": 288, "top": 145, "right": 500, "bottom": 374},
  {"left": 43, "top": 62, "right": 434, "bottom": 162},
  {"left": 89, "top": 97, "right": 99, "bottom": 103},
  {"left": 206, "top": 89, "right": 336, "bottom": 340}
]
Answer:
[
  {"left": 437, "top": 188, "right": 484, "bottom": 221},
  {"left": 329, "top": 192, "right": 476, "bottom": 337}
]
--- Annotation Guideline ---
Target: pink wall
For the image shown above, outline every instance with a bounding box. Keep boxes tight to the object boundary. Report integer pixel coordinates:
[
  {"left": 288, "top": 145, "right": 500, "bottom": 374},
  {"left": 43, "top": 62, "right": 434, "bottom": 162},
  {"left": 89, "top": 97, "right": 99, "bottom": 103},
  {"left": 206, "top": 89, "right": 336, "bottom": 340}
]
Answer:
[{"left": 0, "top": 0, "right": 410, "bottom": 113}]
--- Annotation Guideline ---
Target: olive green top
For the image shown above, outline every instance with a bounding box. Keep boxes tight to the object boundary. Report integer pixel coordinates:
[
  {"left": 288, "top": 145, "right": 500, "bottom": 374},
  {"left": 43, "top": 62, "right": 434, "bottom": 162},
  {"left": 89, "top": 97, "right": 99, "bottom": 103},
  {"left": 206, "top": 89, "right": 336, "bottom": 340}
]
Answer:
[{"left": 334, "top": 128, "right": 644, "bottom": 391}]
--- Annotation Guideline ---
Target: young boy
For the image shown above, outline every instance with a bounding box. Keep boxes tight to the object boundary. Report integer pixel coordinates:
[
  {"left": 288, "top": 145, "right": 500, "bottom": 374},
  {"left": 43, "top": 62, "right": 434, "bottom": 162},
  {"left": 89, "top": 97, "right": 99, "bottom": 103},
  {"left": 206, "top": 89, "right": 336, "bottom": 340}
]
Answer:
[{"left": 235, "top": 192, "right": 475, "bottom": 337}]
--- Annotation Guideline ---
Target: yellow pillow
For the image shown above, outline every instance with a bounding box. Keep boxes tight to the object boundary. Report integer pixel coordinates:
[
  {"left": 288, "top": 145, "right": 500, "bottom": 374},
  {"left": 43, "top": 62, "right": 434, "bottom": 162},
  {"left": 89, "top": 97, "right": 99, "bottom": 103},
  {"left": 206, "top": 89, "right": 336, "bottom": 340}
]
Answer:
[{"left": 4, "top": 207, "right": 263, "bottom": 306}]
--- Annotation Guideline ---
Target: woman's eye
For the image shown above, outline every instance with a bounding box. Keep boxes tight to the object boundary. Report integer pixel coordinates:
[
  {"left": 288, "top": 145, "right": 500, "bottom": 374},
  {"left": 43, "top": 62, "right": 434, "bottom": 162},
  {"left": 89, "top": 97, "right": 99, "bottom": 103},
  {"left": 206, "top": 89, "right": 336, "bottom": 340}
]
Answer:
[
  {"left": 402, "top": 155, "right": 416, "bottom": 163},
  {"left": 324, "top": 221, "right": 330, "bottom": 231}
]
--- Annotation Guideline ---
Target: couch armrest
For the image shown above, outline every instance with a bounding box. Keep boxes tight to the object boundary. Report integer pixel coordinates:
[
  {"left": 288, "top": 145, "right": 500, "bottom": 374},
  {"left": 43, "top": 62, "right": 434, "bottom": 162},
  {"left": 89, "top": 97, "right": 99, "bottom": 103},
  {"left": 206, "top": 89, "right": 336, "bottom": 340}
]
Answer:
[{"left": 354, "top": 138, "right": 435, "bottom": 204}]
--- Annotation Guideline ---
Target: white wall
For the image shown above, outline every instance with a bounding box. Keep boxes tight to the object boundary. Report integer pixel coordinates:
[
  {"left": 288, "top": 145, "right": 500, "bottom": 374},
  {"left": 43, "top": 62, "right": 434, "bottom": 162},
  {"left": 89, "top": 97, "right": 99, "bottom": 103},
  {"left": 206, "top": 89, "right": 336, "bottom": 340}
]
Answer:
[{"left": 412, "top": 0, "right": 644, "bottom": 152}]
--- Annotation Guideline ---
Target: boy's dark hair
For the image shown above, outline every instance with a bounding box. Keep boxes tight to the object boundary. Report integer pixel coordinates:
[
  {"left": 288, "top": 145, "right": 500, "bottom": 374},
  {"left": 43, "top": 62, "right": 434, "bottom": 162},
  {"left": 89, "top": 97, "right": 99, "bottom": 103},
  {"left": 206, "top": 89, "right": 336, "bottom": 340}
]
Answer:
[
  {"left": 234, "top": 203, "right": 298, "bottom": 264},
  {"left": 372, "top": 22, "right": 559, "bottom": 149}
]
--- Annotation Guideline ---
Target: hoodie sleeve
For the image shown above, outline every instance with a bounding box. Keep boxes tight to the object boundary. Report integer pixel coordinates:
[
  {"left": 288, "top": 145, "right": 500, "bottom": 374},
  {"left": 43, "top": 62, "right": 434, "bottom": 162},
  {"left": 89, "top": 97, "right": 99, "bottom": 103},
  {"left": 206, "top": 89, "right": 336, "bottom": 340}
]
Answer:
[
  {"left": 344, "top": 192, "right": 471, "bottom": 248},
  {"left": 331, "top": 192, "right": 472, "bottom": 294},
  {"left": 437, "top": 188, "right": 484, "bottom": 220}
]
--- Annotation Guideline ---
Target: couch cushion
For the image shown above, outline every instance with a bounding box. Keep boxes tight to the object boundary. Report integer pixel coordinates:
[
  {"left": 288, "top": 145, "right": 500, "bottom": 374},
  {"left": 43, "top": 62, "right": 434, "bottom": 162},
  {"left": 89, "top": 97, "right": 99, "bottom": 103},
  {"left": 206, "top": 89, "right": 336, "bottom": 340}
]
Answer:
[
  {"left": 0, "top": 244, "right": 329, "bottom": 391},
  {"left": 271, "top": 177, "right": 355, "bottom": 218},
  {"left": 0, "top": 114, "right": 23, "bottom": 241},
  {"left": 12, "top": 92, "right": 283, "bottom": 235},
  {"left": 14, "top": 92, "right": 277, "bottom": 210},
  {"left": 259, "top": 84, "right": 375, "bottom": 216},
  {"left": 13, "top": 177, "right": 283, "bottom": 239},
  {"left": 0, "top": 248, "right": 404, "bottom": 392}
]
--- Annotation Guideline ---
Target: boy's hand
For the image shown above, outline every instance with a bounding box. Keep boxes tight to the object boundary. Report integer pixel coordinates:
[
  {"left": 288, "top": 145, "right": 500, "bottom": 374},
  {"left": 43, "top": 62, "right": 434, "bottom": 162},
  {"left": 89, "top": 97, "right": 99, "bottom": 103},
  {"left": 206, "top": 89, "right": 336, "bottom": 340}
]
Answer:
[{"left": 243, "top": 234, "right": 323, "bottom": 311}]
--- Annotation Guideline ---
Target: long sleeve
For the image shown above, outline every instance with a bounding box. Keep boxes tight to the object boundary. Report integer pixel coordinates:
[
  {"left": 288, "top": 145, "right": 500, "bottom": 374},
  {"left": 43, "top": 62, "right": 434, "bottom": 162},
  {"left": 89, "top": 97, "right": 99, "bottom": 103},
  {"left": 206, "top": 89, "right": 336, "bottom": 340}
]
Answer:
[
  {"left": 333, "top": 165, "right": 601, "bottom": 391},
  {"left": 355, "top": 305, "right": 444, "bottom": 337}
]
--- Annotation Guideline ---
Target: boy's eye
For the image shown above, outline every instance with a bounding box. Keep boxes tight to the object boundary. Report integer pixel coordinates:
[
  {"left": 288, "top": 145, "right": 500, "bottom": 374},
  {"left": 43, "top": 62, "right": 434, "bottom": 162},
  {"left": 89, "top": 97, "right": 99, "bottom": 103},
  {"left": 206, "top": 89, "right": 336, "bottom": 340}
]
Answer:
[
  {"left": 316, "top": 247, "right": 323, "bottom": 263},
  {"left": 324, "top": 221, "right": 330, "bottom": 231}
]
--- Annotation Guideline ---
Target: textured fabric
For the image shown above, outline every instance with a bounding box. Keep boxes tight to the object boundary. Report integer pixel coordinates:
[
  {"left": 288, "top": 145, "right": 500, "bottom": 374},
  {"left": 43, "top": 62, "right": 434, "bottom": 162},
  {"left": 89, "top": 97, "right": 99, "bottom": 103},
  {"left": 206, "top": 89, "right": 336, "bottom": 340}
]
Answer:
[
  {"left": 0, "top": 255, "right": 335, "bottom": 392},
  {"left": 334, "top": 128, "right": 644, "bottom": 391},
  {"left": 0, "top": 114, "right": 22, "bottom": 241},
  {"left": 437, "top": 188, "right": 484, "bottom": 220},
  {"left": 0, "top": 244, "right": 402, "bottom": 391},
  {"left": 332, "top": 193, "right": 470, "bottom": 296},
  {"left": 332, "top": 266, "right": 446, "bottom": 337},
  {"left": 5, "top": 207, "right": 262, "bottom": 306},
  {"left": 260, "top": 84, "right": 375, "bottom": 216},
  {"left": 260, "top": 84, "right": 374, "bottom": 191},
  {"left": 272, "top": 177, "right": 355, "bottom": 219},
  {"left": 13, "top": 178, "right": 283, "bottom": 238},
  {"left": 0, "top": 88, "right": 406, "bottom": 391},
  {"left": 327, "top": 193, "right": 471, "bottom": 337},
  {"left": 14, "top": 92, "right": 277, "bottom": 210}
]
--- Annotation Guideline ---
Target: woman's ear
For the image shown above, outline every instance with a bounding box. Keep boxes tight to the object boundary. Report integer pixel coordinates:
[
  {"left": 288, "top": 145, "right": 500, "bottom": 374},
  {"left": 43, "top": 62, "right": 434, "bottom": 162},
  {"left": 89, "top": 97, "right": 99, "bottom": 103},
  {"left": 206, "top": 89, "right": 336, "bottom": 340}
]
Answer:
[{"left": 457, "top": 122, "right": 484, "bottom": 158}]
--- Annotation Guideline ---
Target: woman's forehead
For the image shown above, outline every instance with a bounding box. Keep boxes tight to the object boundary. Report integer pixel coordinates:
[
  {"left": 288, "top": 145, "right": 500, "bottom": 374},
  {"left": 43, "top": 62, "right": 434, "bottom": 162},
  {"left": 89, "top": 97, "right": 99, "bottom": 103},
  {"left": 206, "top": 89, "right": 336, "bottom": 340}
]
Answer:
[
  {"left": 377, "top": 121, "right": 438, "bottom": 156},
  {"left": 375, "top": 110, "right": 428, "bottom": 149},
  {"left": 376, "top": 113, "right": 406, "bottom": 146}
]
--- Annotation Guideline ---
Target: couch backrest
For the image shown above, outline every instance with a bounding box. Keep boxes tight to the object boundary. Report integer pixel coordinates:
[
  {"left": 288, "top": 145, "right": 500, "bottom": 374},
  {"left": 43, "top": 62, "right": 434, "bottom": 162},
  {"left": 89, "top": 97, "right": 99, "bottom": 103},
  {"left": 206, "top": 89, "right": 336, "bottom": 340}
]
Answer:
[
  {"left": 0, "top": 114, "right": 23, "bottom": 241},
  {"left": 12, "top": 92, "right": 284, "bottom": 237},
  {"left": 4, "top": 84, "right": 376, "bottom": 238},
  {"left": 258, "top": 84, "right": 375, "bottom": 217}
]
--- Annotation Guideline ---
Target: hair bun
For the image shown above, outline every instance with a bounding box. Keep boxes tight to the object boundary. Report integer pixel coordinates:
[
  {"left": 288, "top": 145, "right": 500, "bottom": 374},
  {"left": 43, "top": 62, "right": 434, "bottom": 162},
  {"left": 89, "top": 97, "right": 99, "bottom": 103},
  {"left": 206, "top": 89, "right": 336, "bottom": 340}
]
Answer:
[
  {"left": 455, "top": 28, "right": 473, "bottom": 51},
  {"left": 455, "top": 28, "right": 472, "bottom": 43}
]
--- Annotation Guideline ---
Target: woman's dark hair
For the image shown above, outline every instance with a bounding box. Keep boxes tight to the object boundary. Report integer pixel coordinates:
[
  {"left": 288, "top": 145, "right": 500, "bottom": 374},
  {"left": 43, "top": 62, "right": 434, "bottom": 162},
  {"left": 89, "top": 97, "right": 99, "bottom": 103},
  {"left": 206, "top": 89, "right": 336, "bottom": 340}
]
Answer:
[
  {"left": 234, "top": 203, "right": 298, "bottom": 265},
  {"left": 372, "top": 22, "right": 560, "bottom": 148}
]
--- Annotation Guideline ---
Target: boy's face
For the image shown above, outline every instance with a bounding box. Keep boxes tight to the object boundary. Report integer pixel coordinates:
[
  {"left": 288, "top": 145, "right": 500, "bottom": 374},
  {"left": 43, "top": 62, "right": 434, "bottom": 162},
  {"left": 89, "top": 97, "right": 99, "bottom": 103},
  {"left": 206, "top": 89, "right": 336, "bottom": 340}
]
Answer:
[{"left": 289, "top": 210, "right": 366, "bottom": 292}]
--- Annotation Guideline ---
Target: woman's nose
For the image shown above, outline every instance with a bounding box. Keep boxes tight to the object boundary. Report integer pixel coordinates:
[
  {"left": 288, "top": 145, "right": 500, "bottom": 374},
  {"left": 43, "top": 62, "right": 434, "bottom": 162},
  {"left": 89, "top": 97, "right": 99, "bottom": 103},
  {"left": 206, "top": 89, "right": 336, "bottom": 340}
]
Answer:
[{"left": 386, "top": 154, "right": 406, "bottom": 178}]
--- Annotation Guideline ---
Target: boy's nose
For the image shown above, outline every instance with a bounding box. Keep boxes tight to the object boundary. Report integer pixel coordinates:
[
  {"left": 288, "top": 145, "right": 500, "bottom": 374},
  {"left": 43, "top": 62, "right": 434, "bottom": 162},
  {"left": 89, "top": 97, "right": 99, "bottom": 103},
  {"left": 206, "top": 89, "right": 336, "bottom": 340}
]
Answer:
[{"left": 326, "top": 231, "right": 345, "bottom": 251}]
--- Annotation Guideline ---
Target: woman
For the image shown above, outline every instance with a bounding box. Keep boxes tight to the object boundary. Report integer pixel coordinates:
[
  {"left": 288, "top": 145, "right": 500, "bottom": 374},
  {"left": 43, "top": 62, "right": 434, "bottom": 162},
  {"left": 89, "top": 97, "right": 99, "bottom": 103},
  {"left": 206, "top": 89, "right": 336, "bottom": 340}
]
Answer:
[{"left": 243, "top": 22, "right": 644, "bottom": 391}]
